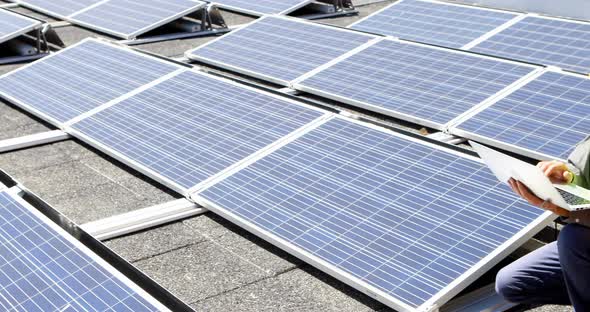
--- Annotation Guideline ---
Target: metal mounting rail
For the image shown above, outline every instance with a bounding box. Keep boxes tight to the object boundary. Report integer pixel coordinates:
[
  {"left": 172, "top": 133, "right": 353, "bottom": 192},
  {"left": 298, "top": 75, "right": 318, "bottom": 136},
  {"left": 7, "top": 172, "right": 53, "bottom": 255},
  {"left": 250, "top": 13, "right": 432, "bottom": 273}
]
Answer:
[
  {"left": 440, "top": 284, "right": 516, "bottom": 312},
  {"left": 0, "top": 130, "right": 71, "bottom": 153},
  {"left": 0, "top": 3, "right": 18, "bottom": 8},
  {"left": 427, "top": 132, "right": 467, "bottom": 145},
  {"left": 81, "top": 198, "right": 207, "bottom": 241}
]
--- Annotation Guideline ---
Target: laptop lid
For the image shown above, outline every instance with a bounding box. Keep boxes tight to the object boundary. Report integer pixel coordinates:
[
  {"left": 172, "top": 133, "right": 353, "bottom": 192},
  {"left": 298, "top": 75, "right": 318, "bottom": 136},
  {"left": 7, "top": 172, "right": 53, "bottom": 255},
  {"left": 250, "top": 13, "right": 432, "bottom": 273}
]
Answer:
[{"left": 470, "top": 141, "right": 571, "bottom": 210}]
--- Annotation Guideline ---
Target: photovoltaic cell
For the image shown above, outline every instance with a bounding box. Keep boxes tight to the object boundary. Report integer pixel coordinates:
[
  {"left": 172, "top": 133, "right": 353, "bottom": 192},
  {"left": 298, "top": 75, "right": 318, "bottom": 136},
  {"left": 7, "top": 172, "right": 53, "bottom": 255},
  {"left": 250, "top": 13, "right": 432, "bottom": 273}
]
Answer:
[
  {"left": 71, "top": 70, "right": 326, "bottom": 191},
  {"left": 15, "top": 0, "right": 103, "bottom": 17},
  {"left": 0, "top": 9, "right": 41, "bottom": 43},
  {"left": 472, "top": 16, "right": 590, "bottom": 74},
  {"left": 69, "top": 0, "right": 205, "bottom": 39},
  {"left": 197, "top": 117, "right": 550, "bottom": 311},
  {"left": 212, "top": 0, "right": 312, "bottom": 15},
  {"left": 0, "top": 39, "right": 180, "bottom": 125},
  {"left": 452, "top": 71, "right": 590, "bottom": 160},
  {"left": 349, "top": 0, "right": 518, "bottom": 48},
  {"left": 296, "top": 39, "right": 536, "bottom": 128},
  {"left": 0, "top": 190, "right": 168, "bottom": 311},
  {"left": 187, "top": 16, "right": 376, "bottom": 85}
]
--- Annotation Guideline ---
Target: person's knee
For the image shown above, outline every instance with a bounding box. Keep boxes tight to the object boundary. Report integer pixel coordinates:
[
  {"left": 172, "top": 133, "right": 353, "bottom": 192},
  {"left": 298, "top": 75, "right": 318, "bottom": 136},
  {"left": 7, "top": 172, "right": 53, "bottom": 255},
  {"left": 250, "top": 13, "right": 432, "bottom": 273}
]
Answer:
[
  {"left": 558, "top": 224, "right": 590, "bottom": 265},
  {"left": 495, "top": 266, "right": 527, "bottom": 303}
]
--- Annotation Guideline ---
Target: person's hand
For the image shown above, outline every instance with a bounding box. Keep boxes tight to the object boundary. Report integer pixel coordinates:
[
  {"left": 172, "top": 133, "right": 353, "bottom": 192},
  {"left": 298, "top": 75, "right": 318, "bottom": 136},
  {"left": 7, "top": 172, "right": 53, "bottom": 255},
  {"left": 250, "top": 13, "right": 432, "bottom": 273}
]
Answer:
[
  {"left": 508, "top": 178, "right": 570, "bottom": 217},
  {"left": 537, "top": 160, "right": 574, "bottom": 184}
]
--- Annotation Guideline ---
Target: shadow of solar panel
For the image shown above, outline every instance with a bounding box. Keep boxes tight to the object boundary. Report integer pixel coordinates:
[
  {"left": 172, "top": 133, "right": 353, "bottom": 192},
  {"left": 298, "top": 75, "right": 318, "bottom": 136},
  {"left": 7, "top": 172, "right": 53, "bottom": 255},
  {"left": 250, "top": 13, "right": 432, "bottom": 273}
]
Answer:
[
  {"left": 0, "top": 9, "right": 41, "bottom": 44},
  {"left": 70, "top": 70, "right": 327, "bottom": 193},
  {"left": 472, "top": 16, "right": 590, "bottom": 74},
  {"left": 295, "top": 39, "right": 537, "bottom": 129},
  {"left": 14, "top": 0, "right": 103, "bottom": 18},
  {"left": 452, "top": 70, "right": 590, "bottom": 161},
  {"left": 69, "top": 0, "right": 205, "bottom": 39},
  {"left": 212, "top": 0, "right": 312, "bottom": 15},
  {"left": 196, "top": 117, "right": 552, "bottom": 311},
  {"left": 349, "top": 0, "right": 518, "bottom": 49},
  {"left": 0, "top": 190, "right": 168, "bottom": 311},
  {"left": 187, "top": 16, "right": 376, "bottom": 86},
  {"left": 0, "top": 39, "right": 180, "bottom": 125}
]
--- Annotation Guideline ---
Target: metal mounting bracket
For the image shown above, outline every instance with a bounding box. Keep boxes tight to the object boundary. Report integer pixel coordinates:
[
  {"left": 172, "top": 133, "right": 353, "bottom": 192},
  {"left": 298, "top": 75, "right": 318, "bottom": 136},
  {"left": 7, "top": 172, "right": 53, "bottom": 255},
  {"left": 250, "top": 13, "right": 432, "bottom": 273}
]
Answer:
[
  {"left": 0, "top": 130, "right": 71, "bottom": 153},
  {"left": 120, "top": 4, "right": 229, "bottom": 46},
  {"left": 81, "top": 198, "right": 208, "bottom": 241},
  {"left": 300, "top": 0, "right": 358, "bottom": 19}
]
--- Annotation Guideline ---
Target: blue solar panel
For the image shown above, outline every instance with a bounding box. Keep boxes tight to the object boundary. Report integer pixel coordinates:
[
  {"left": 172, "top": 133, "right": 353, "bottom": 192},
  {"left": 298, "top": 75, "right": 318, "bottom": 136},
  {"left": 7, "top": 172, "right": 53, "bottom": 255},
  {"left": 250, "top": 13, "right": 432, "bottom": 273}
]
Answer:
[
  {"left": 472, "top": 16, "right": 590, "bottom": 74},
  {"left": 69, "top": 0, "right": 205, "bottom": 39},
  {"left": 70, "top": 70, "right": 326, "bottom": 192},
  {"left": 349, "top": 0, "right": 518, "bottom": 49},
  {"left": 212, "top": 0, "right": 312, "bottom": 15},
  {"left": 0, "top": 39, "right": 180, "bottom": 125},
  {"left": 0, "top": 190, "right": 168, "bottom": 311},
  {"left": 452, "top": 71, "right": 590, "bottom": 161},
  {"left": 196, "top": 117, "right": 550, "bottom": 311},
  {"left": 15, "top": 0, "right": 102, "bottom": 17},
  {"left": 187, "top": 16, "right": 376, "bottom": 85},
  {"left": 0, "top": 9, "right": 41, "bottom": 43},
  {"left": 296, "top": 39, "right": 536, "bottom": 129}
]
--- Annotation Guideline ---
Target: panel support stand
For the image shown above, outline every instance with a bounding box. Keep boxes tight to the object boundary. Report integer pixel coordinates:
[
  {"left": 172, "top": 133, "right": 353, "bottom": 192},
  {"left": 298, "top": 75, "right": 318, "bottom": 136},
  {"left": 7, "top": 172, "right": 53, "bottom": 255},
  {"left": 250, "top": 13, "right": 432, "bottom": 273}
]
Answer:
[
  {"left": 299, "top": 0, "right": 358, "bottom": 19},
  {"left": 81, "top": 199, "right": 208, "bottom": 241},
  {"left": 0, "top": 24, "right": 65, "bottom": 64},
  {"left": 0, "top": 130, "right": 71, "bottom": 153},
  {"left": 121, "top": 4, "right": 229, "bottom": 46},
  {"left": 440, "top": 284, "right": 516, "bottom": 312}
]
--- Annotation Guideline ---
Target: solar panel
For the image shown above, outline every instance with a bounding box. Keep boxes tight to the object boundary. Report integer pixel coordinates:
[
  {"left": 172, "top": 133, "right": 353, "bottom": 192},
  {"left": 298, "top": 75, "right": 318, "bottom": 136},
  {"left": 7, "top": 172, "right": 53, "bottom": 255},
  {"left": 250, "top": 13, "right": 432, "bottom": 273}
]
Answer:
[
  {"left": 69, "top": 70, "right": 328, "bottom": 194},
  {"left": 212, "top": 0, "right": 313, "bottom": 15},
  {"left": 186, "top": 16, "right": 377, "bottom": 86},
  {"left": 349, "top": 0, "right": 519, "bottom": 49},
  {"left": 0, "top": 39, "right": 181, "bottom": 126},
  {"left": 195, "top": 116, "right": 553, "bottom": 312},
  {"left": 0, "top": 189, "right": 169, "bottom": 311},
  {"left": 13, "top": 0, "right": 103, "bottom": 18},
  {"left": 295, "top": 38, "right": 538, "bottom": 129},
  {"left": 69, "top": 0, "right": 206, "bottom": 39},
  {"left": 451, "top": 70, "right": 590, "bottom": 161},
  {"left": 471, "top": 16, "right": 590, "bottom": 74},
  {"left": 0, "top": 9, "right": 42, "bottom": 44}
]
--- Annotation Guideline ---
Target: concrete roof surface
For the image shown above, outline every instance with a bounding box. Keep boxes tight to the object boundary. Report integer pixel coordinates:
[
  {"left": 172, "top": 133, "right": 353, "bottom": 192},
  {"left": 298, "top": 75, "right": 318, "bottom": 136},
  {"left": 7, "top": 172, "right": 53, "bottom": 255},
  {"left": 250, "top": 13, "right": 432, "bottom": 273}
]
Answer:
[{"left": 0, "top": 0, "right": 574, "bottom": 311}]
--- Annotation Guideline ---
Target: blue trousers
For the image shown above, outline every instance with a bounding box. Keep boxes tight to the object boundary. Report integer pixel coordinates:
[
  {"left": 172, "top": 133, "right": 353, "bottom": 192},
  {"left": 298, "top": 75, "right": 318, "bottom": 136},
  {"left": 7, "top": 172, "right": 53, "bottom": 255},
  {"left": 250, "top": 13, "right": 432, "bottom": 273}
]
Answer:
[{"left": 495, "top": 224, "right": 590, "bottom": 311}]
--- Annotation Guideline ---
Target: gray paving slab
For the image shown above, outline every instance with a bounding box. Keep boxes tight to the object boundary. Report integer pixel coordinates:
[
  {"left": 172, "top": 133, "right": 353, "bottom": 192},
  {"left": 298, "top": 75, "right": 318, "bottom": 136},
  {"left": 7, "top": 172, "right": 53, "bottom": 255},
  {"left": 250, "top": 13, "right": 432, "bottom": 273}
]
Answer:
[
  {"left": 0, "top": 102, "right": 50, "bottom": 140},
  {"left": 104, "top": 213, "right": 228, "bottom": 262},
  {"left": 0, "top": 139, "right": 178, "bottom": 223},
  {"left": 190, "top": 266, "right": 390, "bottom": 312},
  {"left": 0, "top": 63, "right": 23, "bottom": 75},
  {"left": 131, "top": 224, "right": 299, "bottom": 305}
]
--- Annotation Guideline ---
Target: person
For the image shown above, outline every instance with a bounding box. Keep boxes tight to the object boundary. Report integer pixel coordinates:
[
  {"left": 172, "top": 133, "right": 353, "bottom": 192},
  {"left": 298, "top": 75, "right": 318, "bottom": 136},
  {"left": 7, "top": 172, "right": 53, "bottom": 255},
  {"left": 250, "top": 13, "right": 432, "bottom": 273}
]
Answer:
[{"left": 495, "top": 137, "right": 590, "bottom": 311}]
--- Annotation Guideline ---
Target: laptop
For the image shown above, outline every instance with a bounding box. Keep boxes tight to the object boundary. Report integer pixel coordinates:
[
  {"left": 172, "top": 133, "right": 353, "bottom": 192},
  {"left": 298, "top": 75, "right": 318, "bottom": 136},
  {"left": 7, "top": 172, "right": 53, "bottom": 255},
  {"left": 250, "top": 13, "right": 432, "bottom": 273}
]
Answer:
[{"left": 470, "top": 141, "right": 590, "bottom": 211}]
